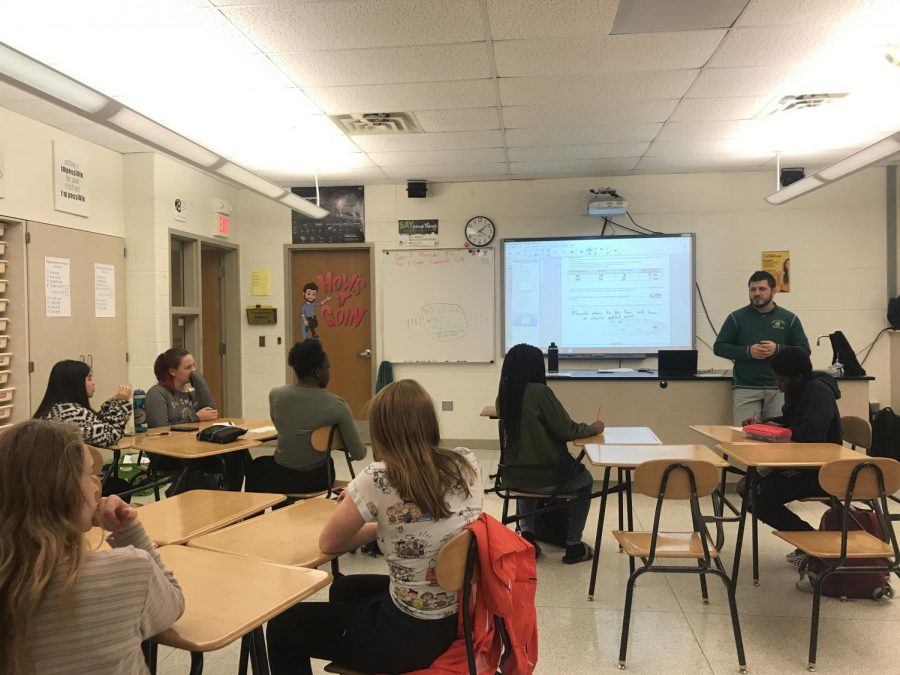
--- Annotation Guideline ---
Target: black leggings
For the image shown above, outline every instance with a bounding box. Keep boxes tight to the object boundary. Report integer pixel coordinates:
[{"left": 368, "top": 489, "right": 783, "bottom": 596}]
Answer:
[
  {"left": 245, "top": 455, "right": 334, "bottom": 494},
  {"left": 743, "top": 469, "right": 828, "bottom": 531},
  {"left": 266, "top": 575, "right": 458, "bottom": 675}
]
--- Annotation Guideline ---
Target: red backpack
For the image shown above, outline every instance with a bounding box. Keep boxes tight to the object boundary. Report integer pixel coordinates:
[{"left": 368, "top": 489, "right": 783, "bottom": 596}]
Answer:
[{"left": 798, "top": 506, "right": 893, "bottom": 600}]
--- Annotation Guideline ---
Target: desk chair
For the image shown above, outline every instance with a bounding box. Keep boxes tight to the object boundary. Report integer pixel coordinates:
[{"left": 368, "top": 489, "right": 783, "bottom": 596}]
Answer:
[
  {"left": 614, "top": 460, "right": 747, "bottom": 673},
  {"left": 324, "top": 530, "right": 507, "bottom": 675},
  {"left": 773, "top": 458, "right": 900, "bottom": 672},
  {"left": 285, "top": 424, "right": 357, "bottom": 501}
]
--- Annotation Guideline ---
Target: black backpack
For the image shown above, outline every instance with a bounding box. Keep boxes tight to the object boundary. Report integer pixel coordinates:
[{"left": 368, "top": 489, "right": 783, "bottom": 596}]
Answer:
[{"left": 870, "top": 407, "right": 900, "bottom": 461}]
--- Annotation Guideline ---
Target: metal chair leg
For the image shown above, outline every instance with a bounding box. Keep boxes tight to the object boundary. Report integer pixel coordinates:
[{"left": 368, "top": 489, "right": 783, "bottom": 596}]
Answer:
[
  {"left": 711, "top": 569, "right": 748, "bottom": 673},
  {"left": 330, "top": 557, "right": 341, "bottom": 576},
  {"left": 698, "top": 559, "right": 709, "bottom": 604},
  {"left": 250, "top": 627, "right": 270, "bottom": 675},
  {"left": 808, "top": 571, "right": 829, "bottom": 671},
  {"left": 238, "top": 635, "right": 251, "bottom": 675},
  {"left": 618, "top": 567, "right": 648, "bottom": 668},
  {"left": 189, "top": 652, "right": 204, "bottom": 675},
  {"left": 588, "top": 468, "right": 612, "bottom": 600},
  {"left": 617, "top": 468, "right": 625, "bottom": 551}
]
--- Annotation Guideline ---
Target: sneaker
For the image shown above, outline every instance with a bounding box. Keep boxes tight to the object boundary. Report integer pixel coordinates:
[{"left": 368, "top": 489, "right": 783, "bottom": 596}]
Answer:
[
  {"left": 785, "top": 548, "right": 807, "bottom": 567},
  {"left": 521, "top": 531, "right": 542, "bottom": 558}
]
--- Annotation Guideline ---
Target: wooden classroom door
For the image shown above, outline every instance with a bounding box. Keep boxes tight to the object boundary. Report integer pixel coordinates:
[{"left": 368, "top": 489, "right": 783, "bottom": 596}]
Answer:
[
  {"left": 200, "top": 246, "right": 225, "bottom": 410},
  {"left": 26, "top": 222, "right": 128, "bottom": 413},
  {"left": 290, "top": 248, "right": 372, "bottom": 417}
]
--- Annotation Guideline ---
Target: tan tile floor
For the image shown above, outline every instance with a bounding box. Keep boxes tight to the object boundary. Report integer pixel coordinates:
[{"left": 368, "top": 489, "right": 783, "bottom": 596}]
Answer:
[{"left": 153, "top": 447, "right": 900, "bottom": 674}]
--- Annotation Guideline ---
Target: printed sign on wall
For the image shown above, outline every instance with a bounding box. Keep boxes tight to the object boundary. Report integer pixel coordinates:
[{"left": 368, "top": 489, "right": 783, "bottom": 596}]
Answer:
[
  {"left": 761, "top": 250, "right": 790, "bottom": 293},
  {"left": 398, "top": 219, "right": 438, "bottom": 247},
  {"left": 52, "top": 141, "right": 90, "bottom": 217},
  {"left": 45, "top": 256, "right": 71, "bottom": 317},
  {"left": 94, "top": 263, "right": 116, "bottom": 318}
]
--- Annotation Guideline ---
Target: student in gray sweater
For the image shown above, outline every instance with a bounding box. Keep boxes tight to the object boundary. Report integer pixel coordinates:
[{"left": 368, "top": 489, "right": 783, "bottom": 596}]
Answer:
[
  {"left": 246, "top": 339, "right": 366, "bottom": 494},
  {"left": 146, "top": 348, "right": 246, "bottom": 491},
  {"left": 0, "top": 420, "right": 183, "bottom": 675}
]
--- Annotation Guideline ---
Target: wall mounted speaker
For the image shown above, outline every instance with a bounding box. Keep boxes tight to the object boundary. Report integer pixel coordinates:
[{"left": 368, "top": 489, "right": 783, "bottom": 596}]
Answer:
[
  {"left": 780, "top": 168, "right": 805, "bottom": 187},
  {"left": 407, "top": 180, "right": 428, "bottom": 198}
]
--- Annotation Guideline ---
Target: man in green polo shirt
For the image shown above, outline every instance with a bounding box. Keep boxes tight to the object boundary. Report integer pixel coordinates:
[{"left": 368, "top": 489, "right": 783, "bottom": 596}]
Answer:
[{"left": 714, "top": 270, "right": 810, "bottom": 424}]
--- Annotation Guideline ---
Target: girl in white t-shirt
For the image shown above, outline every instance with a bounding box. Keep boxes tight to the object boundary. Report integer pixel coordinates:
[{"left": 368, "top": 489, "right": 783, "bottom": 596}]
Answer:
[{"left": 266, "top": 379, "right": 483, "bottom": 675}]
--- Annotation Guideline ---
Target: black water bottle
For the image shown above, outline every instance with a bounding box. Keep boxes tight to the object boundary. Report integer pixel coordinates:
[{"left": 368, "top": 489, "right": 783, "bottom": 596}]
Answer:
[{"left": 548, "top": 342, "right": 559, "bottom": 373}]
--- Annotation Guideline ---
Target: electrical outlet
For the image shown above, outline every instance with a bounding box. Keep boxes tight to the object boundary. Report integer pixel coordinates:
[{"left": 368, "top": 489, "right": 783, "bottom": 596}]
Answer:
[{"left": 441, "top": 400, "right": 453, "bottom": 412}]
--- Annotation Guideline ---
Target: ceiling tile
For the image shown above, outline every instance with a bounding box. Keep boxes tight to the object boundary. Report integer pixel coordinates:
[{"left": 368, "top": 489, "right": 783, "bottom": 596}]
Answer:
[
  {"left": 709, "top": 25, "right": 845, "bottom": 68},
  {"left": 611, "top": 0, "right": 749, "bottom": 34},
  {"left": 685, "top": 66, "right": 787, "bottom": 98},
  {"left": 505, "top": 124, "right": 662, "bottom": 145},
  {"left": 305, "top": 80, "right": 497, "bottom": 114},
  {"left": 510, "top": 158, "right": 639, "bottom": 176},
  {"left": 669, "top": 96, "right": 770, "bottom": 121},
  {"left": 352, "top": 130, "right": 504, "bottom": 153},
  {"left": 270, "top": 43, "right": 492, "bottom": 87},
  {"left": 635, "top": 154, "right": 768, "bottom": 171},
  {"left": 736, "top": 0, "right": 872, "bottom": 26},
  {"left": 508, "top": 142, "right": 649, "bottom": 161},
  {"left": 414, "top": 108, "right": 500, "bottom": 132},
  {"left": 276, "top": 167, "right": 392, "bottom": 186},
  {"left": 382, "top": 163, "right": 510, "bottom": 180},
  {"left": 656, "top": 120, "right": 760, "bottom": 141},
  {"left": 222, "top": 0, "right": 485, "bottom": 52},
  {"left": 369, "top": 148, "right": 507, "bottom": 166},
  {"left": 646, "top": 139, "right": 749, "bottom": 156},
  {"left": 494, "top": 31, "right": 726, "bottom": 76},
  {"left": 487, "top": 0, "right": 618, "bottom": 39},
  {"left": 499, "top": 70, "right": 698, "bottom": 105},
  {"left": 504, "top": 100, "right": 677, "bottom": 128}
]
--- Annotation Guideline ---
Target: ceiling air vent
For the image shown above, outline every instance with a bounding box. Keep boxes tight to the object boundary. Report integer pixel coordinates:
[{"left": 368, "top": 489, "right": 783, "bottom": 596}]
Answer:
[
  {"left": 758, "top": 93, "right": 849, "bottom": 117},
  {"left": 328, "top": 112, "right": 422, "bottom": 135}
]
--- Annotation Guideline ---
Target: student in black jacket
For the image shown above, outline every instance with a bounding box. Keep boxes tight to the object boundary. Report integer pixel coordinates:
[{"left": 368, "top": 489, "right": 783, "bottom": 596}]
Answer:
[{"left": 741, "top": 347, "right": 842, "bottom": 536}]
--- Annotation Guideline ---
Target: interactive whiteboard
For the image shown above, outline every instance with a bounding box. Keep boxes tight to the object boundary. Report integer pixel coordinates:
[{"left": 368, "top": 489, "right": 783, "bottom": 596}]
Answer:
[
  {"left": 381, "top": 248, "right": 495, "bottom": 363},
  {"left": 503, "top": 234, "right": 695, "bottom": 356}
]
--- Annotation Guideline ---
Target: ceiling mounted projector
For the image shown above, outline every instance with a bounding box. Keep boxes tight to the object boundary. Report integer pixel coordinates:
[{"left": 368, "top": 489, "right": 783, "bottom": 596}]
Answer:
[{"left": 588, "top": 188, "right": 627, "bottom": 216}]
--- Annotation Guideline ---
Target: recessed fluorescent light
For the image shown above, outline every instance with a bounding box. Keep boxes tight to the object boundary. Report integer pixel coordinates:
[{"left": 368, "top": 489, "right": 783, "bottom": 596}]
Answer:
[
  {"left": 280, "top": 192, "right": 329, "bottom": 220},
  {"left": 818, "top": 135, "right": 900, "bottom": 181},
  {"left": 765, "top": 176, "right": 824, "bottom": 205},
  {"left": 216, "top": 162, "right": 285, "bottom": 199},
  {"left": 0, "top": 42, "right": 108, "bottom": 113},
  {"left": 107, "top": 107, "right": 219, "bottom": 167}
]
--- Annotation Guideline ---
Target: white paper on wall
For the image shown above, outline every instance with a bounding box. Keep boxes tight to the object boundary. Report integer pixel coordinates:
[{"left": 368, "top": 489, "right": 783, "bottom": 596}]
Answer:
[
  {"left": 52, "top": 141, "right": 90, "bottom": 217},
  {"left": 45, "top": 256, "right": 71, "bottom": 317},
  {"left": 94, "top": 263, "right": 115, "bottom": 318}
]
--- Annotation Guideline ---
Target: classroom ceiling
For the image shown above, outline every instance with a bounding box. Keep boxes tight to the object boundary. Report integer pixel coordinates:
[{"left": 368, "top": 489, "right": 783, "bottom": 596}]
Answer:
[{"left": 0, "top": 0, "right": 899, "bottom": 187}]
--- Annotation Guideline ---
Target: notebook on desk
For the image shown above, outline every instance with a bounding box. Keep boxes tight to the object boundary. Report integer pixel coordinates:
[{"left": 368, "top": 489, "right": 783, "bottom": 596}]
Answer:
[{"left": 657, "top": 349, "right": 698, "bottom": 376}]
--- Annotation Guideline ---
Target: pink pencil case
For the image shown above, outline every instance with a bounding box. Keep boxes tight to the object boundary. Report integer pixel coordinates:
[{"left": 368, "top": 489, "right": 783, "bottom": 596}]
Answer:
[{"left": 742, "top": 423, "right": 792, "bottom": 442}]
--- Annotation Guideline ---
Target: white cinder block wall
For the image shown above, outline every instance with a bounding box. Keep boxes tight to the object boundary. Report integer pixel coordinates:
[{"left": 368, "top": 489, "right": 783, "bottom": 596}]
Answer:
[{"left": 237, "top": 169, "right": 891, "bottom": 443}]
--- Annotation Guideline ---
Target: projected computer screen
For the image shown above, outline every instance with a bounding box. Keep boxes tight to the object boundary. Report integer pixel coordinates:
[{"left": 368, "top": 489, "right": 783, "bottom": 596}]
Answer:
[{"left": 503, "top": 234, "right": 695, "bottom": 356}]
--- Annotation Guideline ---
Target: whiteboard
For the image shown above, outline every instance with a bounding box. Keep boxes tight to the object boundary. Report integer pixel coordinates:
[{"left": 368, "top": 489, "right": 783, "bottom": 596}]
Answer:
[{"left": 381, "top": 248, "right": 495, "bottom": 363}]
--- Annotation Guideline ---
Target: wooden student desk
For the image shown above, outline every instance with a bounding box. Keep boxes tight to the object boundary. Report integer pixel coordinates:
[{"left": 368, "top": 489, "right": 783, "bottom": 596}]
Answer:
[
  {"left": 690, "top": 424, "right": 753, "bottom": 445},
  {"left": 87, "top": 490, "right": 285, "bottom": 547},
  {"left": 188, "top": 499, "right": 340, "bottom": 570},
  {"left": 718, "top": 441, "right": 867, "bottom": 586},
  {"left": 584, "top": 444, "right": 728, "bottom": 601},
  {"left": 149, "top": 545, "right": 331, "bottom": 674}
]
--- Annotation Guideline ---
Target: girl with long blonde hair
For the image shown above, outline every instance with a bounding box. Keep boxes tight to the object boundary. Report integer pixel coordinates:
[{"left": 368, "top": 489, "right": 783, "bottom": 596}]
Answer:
[
  {"left": 0, "top": 420, "right": 183, "bottom": 674},
  {"left": 266, "top": 379, "right": 483, "bottom": 675}
]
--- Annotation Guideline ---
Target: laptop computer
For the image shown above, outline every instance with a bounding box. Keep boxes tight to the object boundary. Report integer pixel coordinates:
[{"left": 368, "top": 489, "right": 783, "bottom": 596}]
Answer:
[{"left": 657, "top": 349, "right": 698, "bottom": 376}]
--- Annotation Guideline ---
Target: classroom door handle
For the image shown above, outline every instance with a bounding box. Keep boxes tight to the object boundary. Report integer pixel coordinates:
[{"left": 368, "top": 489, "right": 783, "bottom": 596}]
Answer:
[{"left": 358, "top": 349, "right": 372, "bottom": 359}]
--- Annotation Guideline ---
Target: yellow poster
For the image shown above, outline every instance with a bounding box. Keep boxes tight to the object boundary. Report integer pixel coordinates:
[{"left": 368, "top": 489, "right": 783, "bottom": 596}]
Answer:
[
  {"left": 250, "top": 269, "right": 271, "bottom": 296},
  {"left": 761, "top": 250, "right": 790, "bottom": 293}
]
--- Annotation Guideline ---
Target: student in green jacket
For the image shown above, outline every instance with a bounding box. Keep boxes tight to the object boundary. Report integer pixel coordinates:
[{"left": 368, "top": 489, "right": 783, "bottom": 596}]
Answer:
[
  {"left": 496, "top": 343, "right": 604, "bottom": 563},
  {"left": 713, "top": 270, "right": 809, "bottom": 425}
]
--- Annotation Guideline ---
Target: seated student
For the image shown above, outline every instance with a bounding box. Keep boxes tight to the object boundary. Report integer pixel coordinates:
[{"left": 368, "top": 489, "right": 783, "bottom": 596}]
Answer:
[
  {"left": 246, "top": 339, "right": 366, "bottom": 494},
  {"left": 146, "top": 348, "right": 218, "bottom": 426},
  {"left": 265, "top": 379, "right": 483, "bottom": 675},
  {"left": 0, "top": 419, "right": 184, "bottom": 674},
  {"left": 497, "top": 343, "right": 604, "bottom": 563},
  {"left": 34, "top": 359, "right": 133, "bottom": 448},
  {"left": 146, "top": 348, "right": 246, "bottom": 491},
  {"left": 740, "top": 346, "right": 842, "bottom": 541}
]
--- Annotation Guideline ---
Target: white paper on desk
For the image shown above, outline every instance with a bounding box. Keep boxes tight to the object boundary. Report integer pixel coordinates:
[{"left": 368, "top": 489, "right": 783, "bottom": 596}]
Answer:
[
  {"left": 249, "top": 425, "right": 276, "bottom": 434},
  {"left": 601, "top": 427, "right": 662, "bottom": 444},
  {"left": 730, "top": 426, "right": 744, "bottom": 432},
  {"left": 597, "top": 367, "right": 635, "bottom": 373}
]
